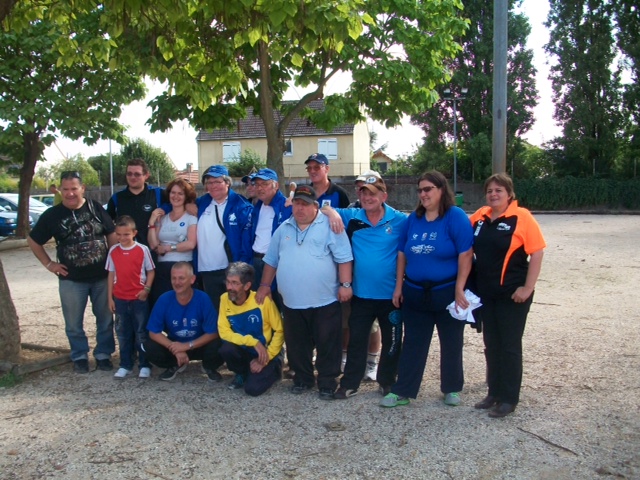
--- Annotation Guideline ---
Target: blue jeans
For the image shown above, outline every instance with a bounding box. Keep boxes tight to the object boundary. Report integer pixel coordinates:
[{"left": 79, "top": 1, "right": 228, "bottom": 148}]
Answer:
[
  {"left": 114, "top": 298, "right": 150, "bottom": 370},
  {"left": 58, "top": 277, "right": 115, "bottom": 361}
]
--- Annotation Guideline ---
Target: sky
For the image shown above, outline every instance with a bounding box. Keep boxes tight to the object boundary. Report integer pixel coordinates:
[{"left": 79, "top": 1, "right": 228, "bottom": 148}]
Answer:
[{"left": 42, "top": 0, "right": 559, "bottom": 171}]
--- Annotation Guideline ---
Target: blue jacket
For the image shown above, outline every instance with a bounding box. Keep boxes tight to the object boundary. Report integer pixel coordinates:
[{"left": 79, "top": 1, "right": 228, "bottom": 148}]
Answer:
[
  {"left": 250, "top": 190, "right": 293, "bottom": 252},
  {"left": 194, "top": 189, "right": 253, "bottom": 273}
]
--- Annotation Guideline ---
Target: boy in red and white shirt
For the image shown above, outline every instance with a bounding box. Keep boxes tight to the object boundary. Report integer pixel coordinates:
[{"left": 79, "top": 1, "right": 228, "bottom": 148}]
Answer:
[{"left": 106, "top": 215, "right": 155, "bottom": 379}]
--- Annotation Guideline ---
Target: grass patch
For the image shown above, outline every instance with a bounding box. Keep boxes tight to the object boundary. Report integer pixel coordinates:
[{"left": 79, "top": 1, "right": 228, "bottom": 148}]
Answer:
[{"left": 0, "top": 371, "right": 22, "bottom": 388}]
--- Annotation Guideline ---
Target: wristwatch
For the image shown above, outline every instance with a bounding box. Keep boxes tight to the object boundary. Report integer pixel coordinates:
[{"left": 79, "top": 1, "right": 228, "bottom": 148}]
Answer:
[
  {"left": 340, "top": 282, "right": 352, "bottom": 288},
  {"left": 171, "top": 244, "right": 177, "bottom": 252},
  {"left": 189, "top": 340, "right": 194, "bottom": 350}
]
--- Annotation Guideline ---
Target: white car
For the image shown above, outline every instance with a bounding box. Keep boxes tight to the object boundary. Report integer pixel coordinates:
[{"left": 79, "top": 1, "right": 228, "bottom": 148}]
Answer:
[{"left": 0, "top": 193, "right": 50, "bottom": 223}]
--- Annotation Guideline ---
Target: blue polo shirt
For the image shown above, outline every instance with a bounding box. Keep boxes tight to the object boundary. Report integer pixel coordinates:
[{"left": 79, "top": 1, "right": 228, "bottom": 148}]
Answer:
[
  {"left": 147, "top": 289, "right": 218, "bottom": 342},
  {"left": 337, "top": 205, "right": 407, "bottom": 299},
  {"left": 400, "top": 206, "right": 473, "bottom": 284},
  {"left": 264, "top": 211, "right": 353, "bottom": 309}
]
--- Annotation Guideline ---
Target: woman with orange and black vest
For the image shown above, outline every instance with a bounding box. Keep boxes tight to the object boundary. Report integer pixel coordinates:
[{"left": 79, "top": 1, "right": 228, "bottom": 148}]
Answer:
[{"left": 470, "top": 173, "right": 546, "bottom": 418}]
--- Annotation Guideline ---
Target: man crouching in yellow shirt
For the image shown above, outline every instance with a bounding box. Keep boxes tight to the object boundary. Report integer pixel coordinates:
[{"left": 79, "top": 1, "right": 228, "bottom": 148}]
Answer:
[{"left": 218, "top": 261, "right": 284, "bottom": 395}]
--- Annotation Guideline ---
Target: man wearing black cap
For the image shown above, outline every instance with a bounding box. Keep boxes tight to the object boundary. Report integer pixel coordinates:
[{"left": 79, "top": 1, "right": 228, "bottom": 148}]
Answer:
[
  {"left": 195, "top": 165, "right": 253, "bottom": 311},
  {"left": 304, "top": 153, "right": 350, "bottom": 209},
  {"left": 256, "top": 185, "right": 353, "bottom": 400}
]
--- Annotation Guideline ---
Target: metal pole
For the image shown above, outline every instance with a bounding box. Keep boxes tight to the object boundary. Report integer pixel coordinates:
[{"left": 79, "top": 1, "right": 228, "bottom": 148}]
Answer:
[
  {"left": 109, "top": 139, "right": 114, "bottom": 196},
  {"left": 452, "top": 99, "right": 458, "bottom": 194},
  {"left": 492, "top": 0, "right": 508, "bottom": 174}
]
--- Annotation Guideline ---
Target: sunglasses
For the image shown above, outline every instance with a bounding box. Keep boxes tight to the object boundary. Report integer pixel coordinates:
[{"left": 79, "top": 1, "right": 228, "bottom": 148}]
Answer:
[
  {"left": 306, "top": 165, "right": 325, "bottom": 172},
  {"left": 60, "top": 171, "right": 81, "bottom": 181},
  {"left": 417, "top": 186, "right": 438, "bottom": 194}
]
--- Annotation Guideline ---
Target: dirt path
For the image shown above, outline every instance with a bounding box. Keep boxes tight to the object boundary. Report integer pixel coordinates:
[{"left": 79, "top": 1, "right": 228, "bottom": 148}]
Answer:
[{"left": 0, "top": 214, "right": 639, "bottom": 479}]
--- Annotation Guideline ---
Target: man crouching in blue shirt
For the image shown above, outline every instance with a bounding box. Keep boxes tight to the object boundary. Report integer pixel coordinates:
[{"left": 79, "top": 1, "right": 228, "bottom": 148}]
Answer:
[
  {"left": 218, "top": 262, "right": 284, "bottom": 395},
  {"left": 143, "top": 262, "right": 224, "bottom": 382}
]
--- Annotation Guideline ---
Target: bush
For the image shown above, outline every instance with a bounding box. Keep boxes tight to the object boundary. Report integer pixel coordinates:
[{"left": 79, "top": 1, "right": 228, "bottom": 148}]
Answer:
[
  {"left": 225, "top": 149, "right": 266, "bottom": 177},
  {"left": 515, "top": 177, "right": 640, "bottom": 210}
]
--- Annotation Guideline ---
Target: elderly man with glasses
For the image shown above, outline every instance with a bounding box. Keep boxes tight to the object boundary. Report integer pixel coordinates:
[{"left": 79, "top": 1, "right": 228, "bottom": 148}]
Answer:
[
  {"left": 28, "top": 171, "right": 117, "bottom": 374},
  {"left": 248, "top": 168, "right": 292, "bottom": 304},
  {"left": 195, "top": 165, "right": 253, "bottom": 311}
]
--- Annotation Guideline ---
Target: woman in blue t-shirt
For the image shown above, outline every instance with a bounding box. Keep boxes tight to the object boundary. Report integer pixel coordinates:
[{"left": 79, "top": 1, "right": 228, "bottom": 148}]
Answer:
[{"left": 380, "top": 171, "right": 474, "bottom": 408}]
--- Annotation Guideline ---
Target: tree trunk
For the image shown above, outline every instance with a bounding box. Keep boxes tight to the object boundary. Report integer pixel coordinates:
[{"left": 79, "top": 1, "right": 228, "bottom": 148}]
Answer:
[
  {"left": 0, "top": 258, "right": 21, "bottom": 363},
  {"left": 16, "top": 132, "right": 42, "bottom": 238}
]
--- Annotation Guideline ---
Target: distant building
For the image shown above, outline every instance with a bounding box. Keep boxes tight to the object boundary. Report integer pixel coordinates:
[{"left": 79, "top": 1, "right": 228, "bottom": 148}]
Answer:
[
  {"left": 174, "top": 163, "right": 200, "bottom": 184},
  {"left": 371, "top": 148, "right": 393, "bottom": 173},
  {"left": 196, "top": 100, "right": 370, "bottom": 178}
]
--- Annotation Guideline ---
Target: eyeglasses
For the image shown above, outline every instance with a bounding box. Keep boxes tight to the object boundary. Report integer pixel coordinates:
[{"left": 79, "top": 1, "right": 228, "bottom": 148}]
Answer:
[
  {"left": 253, "top": 181, "right": 273, "bottom": 189},
  {"left": 417, "top": 186, "right": 438, "bottom": 194},
  {"left": 306, "top": 165, "right": 324, "bottom": 172},
  {"left": 126, "top": 172, "right": 145, "bottom": 177},
  {"left": 205, "top": 179, "right": 225, "bottom": 186},
  {"left": 60, "top": 171, "right": 81, "bottom": 181}
]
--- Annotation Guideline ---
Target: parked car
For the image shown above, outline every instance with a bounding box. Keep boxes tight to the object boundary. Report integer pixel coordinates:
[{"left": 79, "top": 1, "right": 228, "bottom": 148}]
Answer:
[
  {"left": 31, "top": 194, "right": 55, "bottom": 206},
  {"left": 0, "top": 205, "right": 34, "bottom": 236},
  {"left": 0, "top": 193, "right": 49, "bottom": 222}
]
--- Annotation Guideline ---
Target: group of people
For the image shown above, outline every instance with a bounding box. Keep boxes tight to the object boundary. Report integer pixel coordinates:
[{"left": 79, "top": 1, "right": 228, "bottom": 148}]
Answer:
[{"left": 27, "top": 154, "right": 545, "bottom": 417}]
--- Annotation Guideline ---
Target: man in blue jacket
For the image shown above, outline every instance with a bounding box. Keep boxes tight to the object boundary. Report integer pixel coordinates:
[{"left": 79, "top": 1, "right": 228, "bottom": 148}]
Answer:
[
  {"left": 249, "top": 168, "right": 292, "bottom": 305},
  {"left": 195, "top": 165, "right": 253, "bottom": 311}
]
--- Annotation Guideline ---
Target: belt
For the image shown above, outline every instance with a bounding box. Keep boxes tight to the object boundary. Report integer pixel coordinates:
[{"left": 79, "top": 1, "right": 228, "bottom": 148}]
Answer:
[{"left": 253, "top": 251, "right": 266, "bottom": 259}]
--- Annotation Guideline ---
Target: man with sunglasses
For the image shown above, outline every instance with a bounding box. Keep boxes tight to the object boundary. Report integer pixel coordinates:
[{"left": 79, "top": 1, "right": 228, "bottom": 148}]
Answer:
[
  {"left": 28, "top": 171, "right": 117, "bottom": 374},
  {"left": 106, "top": 158, "right": 167, "bottom": 249}
]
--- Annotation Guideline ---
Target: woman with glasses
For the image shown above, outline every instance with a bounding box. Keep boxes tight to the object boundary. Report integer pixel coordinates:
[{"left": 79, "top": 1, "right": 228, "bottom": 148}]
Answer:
[
  {"left": 381, "top": 171, "right": 473, "bottom": 408},
  {"left": 469, "top": 173, "right": 545, "bottom": 418},
  {"left": 147, "top": 178, "right": 198, "bottom": 305}
]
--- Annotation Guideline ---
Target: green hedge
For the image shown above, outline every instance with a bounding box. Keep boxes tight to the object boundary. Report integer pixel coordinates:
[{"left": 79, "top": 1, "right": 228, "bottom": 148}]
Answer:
[{"left": 515, "top": 177, "right": 640, "bottom": 210}]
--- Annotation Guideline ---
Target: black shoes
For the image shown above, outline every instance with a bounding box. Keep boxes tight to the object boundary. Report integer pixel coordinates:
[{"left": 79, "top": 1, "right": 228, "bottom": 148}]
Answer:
[
  {"left": 96, "top": 358, "right": 113, "bottom": 371},
  {"left": 488, "top": 402, "right": 516, "bottom": 418},
  {"left": 474, "top": 395, "right": 498, "bottom": 410},
  {"left": 73, "top": 359, "right": 89, "bottom": 374}
]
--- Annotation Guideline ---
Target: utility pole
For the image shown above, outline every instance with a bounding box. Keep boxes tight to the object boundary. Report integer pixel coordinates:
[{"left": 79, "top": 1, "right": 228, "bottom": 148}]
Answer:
[
  {"left": 442, "top": 87, "right": 468, "bottom": 195},
  {"left": 492, "top": 0, "right": 508, "bottom": 174}
]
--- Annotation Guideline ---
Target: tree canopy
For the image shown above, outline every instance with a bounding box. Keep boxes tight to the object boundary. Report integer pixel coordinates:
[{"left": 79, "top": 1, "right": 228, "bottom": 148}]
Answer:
[
  {"left": 6, "top": 0, "right": 469, "bottom": 180},
  {"left": 0, "top": 10, "right": 145, "bottom": 235}
]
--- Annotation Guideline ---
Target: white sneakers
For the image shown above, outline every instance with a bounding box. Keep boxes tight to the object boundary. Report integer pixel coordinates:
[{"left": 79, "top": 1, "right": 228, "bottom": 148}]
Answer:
[
  {"left": 363, "top": 361, "right": 378, "bottom": 381},
  {"left": 113, "top": 368, "right": 132, "bottom": 379},
  {"left": 114, "top": 367, "right": 151, "bottom": 379}
]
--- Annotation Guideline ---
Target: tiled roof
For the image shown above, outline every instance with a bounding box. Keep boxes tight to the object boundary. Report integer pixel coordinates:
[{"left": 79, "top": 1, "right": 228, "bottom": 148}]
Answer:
[{"left": 196, "top": 99, "right": 355, "bottom": 142}]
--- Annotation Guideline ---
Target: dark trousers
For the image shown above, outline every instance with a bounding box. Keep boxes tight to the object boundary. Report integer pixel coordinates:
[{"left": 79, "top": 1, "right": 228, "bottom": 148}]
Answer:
[
  {"left": 282, "top": 301, "right": 342, "bottom": 391},
  {"left": 480, "top": 294, "right": 533, "bottom": 405},
  {"left": 252, "top": 255, "right": 284, "bottom": 312},
  {"left": 200, "top": 269, "right": 227, "bottom": 313},
  {"left": 219, "top": 342, "right": 282, "bottom": 396},
  {"left": 393, "top": 283, "right": 465, "bottom": 399},
  {"left": 143, "top": 337, "right": 223, "bottom": 372},
  {"left": 150, "top": 261, "right": 185, "bottom": 308},
  {"left": 341, "top": 296, "right": 401, "bottom": 390}
]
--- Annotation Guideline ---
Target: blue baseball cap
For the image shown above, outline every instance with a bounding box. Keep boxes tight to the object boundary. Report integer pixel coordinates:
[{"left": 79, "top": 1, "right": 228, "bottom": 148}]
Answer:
[
  {"left": 305, "top": 153, "right": 329, "bottom": 166},
  {"left": 253, "top": 168, "right": 278, "bottom": 182},
  {"left": 202, "top": 165, "right": 229, "bottom": 183},
  {"left": 241, "top": 172, "right": 256, "bottom": 184}
]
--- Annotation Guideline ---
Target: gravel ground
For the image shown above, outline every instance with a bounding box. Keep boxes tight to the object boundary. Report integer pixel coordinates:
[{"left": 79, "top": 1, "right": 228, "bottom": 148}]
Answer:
[{"left": 0, "top": 214, "right": 639, "bottom": 480}]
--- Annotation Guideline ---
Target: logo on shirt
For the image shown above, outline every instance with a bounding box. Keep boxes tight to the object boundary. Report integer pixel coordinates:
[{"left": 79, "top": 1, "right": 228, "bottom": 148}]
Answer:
[
  {"left": 190, "top": 318, "right": 199, "bottom": 327},
  {"left": 429, "top": 232, "right": 437, "bottom": 240},
  {"left": 179, "top": 222, "right": 186, "bottom": 227},
  {"left": 410, "top": 244, "right": 435, "bottom": 254},
  {"left": 385, "top": 226, "right": 393, "bottom": 235},
  {"left": 248, "top": 314, "right": 260, "bottom": 324},
  {"left": 172, "top": 319, "right": 179, "bottom": 327},
  {"left": 321, "top": 200, "right": 331, "bottom": 207},
  {"left": 497, "top": 222, "right": 511, "bottom": 231},
  {"left": 412, "top": 233, "right": 419, "bottom": 240},
  {"left": 474, "top": 221, "right": 484, "bottom": 236},
  {"left": 229, "top": 213, "right": 237, "bottom": 225},
  {"left": 143, "top": 204, "right": 153, "bottom": 212}
]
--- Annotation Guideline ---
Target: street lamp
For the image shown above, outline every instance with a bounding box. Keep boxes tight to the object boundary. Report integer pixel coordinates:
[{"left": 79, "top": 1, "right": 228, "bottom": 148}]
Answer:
[{"left": 442, "top": 87, "right": 468, "bottom": 196}]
